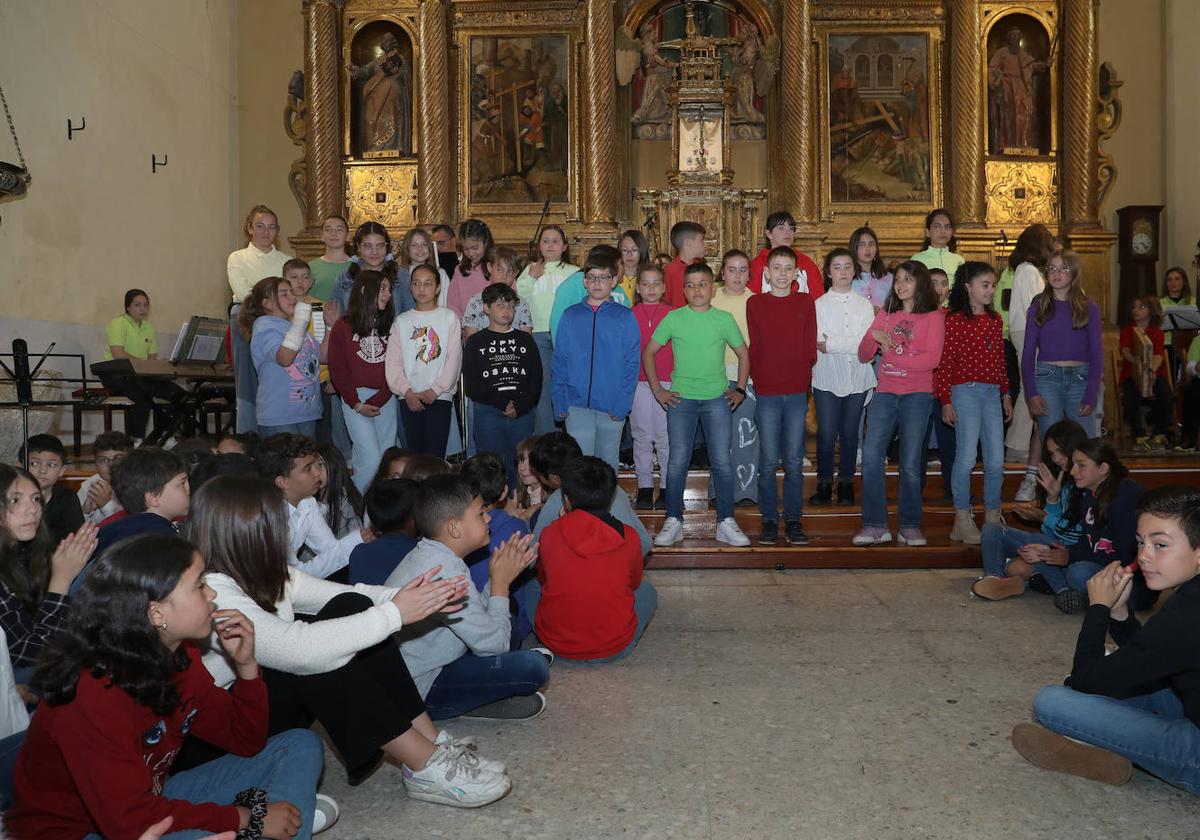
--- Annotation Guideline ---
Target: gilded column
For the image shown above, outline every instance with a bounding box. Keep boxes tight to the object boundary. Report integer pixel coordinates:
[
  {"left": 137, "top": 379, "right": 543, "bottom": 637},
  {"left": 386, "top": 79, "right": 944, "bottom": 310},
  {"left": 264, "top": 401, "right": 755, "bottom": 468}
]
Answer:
[
  {"left": 779, "top": 0, "right": 814, "bottom": 221},
  {"left": 303, "top": 0, "right": 343, "bottom": 230},
  {"left": 418, "top": 0, "right": 453, "bottom": 224},
  {"left": 583, "top": 0, "right": 619, "bottom": 223},
  {"left": 947, "top": 0, "right": 984, "bottom": 223},
  {"left": 1062, "top": 0, "right": 1100, "bottom": 227}
]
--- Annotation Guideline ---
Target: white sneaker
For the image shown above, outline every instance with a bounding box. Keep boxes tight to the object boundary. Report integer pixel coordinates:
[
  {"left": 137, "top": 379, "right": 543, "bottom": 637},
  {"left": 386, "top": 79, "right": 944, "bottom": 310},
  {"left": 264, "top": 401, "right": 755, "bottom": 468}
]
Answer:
[
  {"left": 403, "top": 745, "right": 512, "bottom": 808},
  {"left": 1015, "top": 474, "right": 1038, "bottom": 502},
  {"left": 655, "top": 516, "right": 683, "bottom": 546},
  {"left": 312, "top": 793, "right": 339, "bottom": 834},
  {"left": 435, "top": 729, "right": 507, "bottom": 774},
  {"left": 802, "top": 456, "right": 813, "bottom": 468},
  {"left": 715, "top": 517, "right": 750, "bottom": 546}
]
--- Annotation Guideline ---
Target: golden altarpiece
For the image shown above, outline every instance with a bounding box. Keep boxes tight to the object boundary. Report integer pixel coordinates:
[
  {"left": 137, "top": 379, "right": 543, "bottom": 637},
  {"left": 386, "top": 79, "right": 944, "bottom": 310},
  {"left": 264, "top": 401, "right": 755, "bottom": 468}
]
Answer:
[{"left": 285, "top": 0, "right": 1119, "bottom": 316}]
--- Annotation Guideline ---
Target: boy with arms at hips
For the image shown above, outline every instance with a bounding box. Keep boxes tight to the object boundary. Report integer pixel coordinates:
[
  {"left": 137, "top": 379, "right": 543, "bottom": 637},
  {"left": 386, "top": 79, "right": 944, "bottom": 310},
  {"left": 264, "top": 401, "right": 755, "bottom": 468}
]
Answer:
[
  {"left": 644, "top": 263, "right": 752, "bottom": 548},
  {"left": 385, "top": 474, "right": 551, "bottom": 721},
  {"left": 552, "top": 252, "right": 641, "bottom": 471},
  {"left": 663, "top": 221, "right": 708, "bottom": 308},
  {"left": 257, "top": 432, "right": 373, "bottom": 580},
  {"left": 747, "top": 211, "right": 824, "bottom": 300},
  {"left": 76, "top": 431, "right": 132, "bottom": 525},
  {"left": 19, "top": 435, "right": 83, "bottom": 544},
  {"left": 93, "top": 447, "right": 192, "bottom": 559},
  {"left": 1012, "top": 486, "right": 1200, "bottom": 794},
  {"left": 748, "top": 247, "right": 818, "bottom": 546},
  {"left": 528, "top": 457, "right": 657, "bottom": 662}
]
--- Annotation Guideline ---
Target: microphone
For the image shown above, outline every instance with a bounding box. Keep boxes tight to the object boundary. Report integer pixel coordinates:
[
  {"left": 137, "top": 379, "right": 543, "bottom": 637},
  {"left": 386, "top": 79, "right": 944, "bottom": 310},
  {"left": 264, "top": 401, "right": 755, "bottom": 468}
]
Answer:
[{"left": 12, "top": 339, "right": 32, "bottom": 405}]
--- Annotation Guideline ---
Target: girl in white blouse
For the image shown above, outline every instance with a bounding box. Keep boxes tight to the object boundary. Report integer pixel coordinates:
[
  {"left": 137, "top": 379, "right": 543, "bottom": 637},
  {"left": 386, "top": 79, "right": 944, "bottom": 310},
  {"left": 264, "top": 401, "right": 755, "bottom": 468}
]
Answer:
[{"left": 810, "top": 247, "right": 877, "bottom": 506}]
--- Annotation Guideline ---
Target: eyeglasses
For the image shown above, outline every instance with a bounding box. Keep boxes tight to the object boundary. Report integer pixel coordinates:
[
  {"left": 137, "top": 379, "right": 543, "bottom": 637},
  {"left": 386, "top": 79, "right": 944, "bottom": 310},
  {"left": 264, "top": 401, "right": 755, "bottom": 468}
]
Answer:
[
  {"left": 584, "top": 274, "right": 613, "bottom": 282},
  {"left": 96, "top": 456, "right": 125, "bottom": 467},
  {"left": 1046, "top": 266, "right": 1070, "bottom": 275}
]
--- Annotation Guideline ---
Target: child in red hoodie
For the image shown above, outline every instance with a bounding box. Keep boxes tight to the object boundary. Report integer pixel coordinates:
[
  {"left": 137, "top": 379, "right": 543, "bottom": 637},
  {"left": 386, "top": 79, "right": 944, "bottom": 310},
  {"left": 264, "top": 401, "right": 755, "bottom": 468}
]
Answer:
[{"left": 530, "top": 457, "right": 656, "bottom": 662}]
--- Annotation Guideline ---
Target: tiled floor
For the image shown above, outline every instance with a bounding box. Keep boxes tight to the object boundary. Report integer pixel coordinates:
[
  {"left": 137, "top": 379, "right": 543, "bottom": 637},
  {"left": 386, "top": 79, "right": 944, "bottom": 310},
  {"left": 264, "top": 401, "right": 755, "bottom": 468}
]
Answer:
[{"left": 317, "top": 569, "right": 1199, "bottom": 839}]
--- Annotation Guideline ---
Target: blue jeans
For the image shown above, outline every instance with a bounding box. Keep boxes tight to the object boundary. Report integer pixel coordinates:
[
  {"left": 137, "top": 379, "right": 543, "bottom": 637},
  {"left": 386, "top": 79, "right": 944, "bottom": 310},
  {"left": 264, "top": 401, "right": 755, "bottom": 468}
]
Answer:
[
  {"left": 708, "top": 382, "right": 758, "bottom": 503},
  {"left": 1033, "top": 362, "right": 1097, "bottom": 438},
  {"left": 342, "top": 388, "right": 398, "bottom": 493},
  {"left": 522, "top": 578, "right": 658, "bottom": 663},
  {"left": 665, "top": 396, "right": 734, "bottom": 520},
  {"left": 1033, "top": 684, "right": 1200, "bottom": 795},
  {"left": 423, "top": 651, "right": 551, "bottom": 721},
  {"left": 473, "top": 403, "right": 536, "bottom": 492},
  {"left": 979, "top": 522, "right": 1069, "bottom": 592},
  {"left": 950, "top": 383, "right": 1004, "bottom": 511},
  {"left": 532, "top": 332, "right": 556, "bottom": 434},
  {"left": 230, "top": 303, "right": 258, "bottom": 434},
  {"left": 565, "top": 406, "right": 625, "bottom": 471},
  {"left": 922, "top": 398, "right": 956, "bottom": 495},
  {"left": 861, "top": 391, "right": 932, "bottom": 530},
  {"left": 258, "top": 420, "right": 318, "bottom": 439},
  {"left": 812, "top": 388, "right": 866, "bottom": 482},
  {"left": 1066, "top": 560, "right": 1104, "bottom": 593},
  {"left": 755, "top": 393, "right": 806, "bottom": 523},
  {"left": 83, "top": 729, "right": 323, "bottom": 840}
]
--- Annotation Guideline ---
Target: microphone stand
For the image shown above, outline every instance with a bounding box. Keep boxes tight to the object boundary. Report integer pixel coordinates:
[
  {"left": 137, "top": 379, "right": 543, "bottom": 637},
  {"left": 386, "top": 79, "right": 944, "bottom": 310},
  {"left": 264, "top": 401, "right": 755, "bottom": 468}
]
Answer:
[{"left": 528, "top": 199, "right": 552, "bottom": 265}]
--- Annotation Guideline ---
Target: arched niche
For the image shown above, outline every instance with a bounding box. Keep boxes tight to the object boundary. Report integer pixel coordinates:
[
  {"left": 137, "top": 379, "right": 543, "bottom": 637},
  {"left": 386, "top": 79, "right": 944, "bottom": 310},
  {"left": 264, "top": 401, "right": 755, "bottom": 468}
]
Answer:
[
  {"left": 984, "top": 11, "right": 1053, "bottom": 157},
  {"left": 345, "top": 18, "right": 416, "bottom": 159}
]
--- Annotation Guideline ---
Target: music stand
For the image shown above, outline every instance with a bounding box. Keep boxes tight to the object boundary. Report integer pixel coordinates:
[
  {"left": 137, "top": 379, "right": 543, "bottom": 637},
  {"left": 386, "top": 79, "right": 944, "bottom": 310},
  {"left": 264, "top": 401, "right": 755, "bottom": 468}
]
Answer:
[
  {"left": 172, "top": 316, "right": 229, "bottom": 365},
  {"left": 1162, "top": 306, "right": 1200, "bottom": 332}
]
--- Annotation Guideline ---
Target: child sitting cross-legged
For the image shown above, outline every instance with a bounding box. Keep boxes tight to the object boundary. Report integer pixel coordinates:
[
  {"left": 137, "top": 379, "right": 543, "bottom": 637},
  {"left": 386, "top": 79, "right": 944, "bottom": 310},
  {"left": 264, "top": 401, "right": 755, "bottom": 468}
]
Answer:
[
  {"left": 4, "top": 533, "right": 332, "bottom": 839},
  {"left": 188, "top": 476, "right": 512, "bottom": 808},
  {"left": 1011, "top": 485, "right": 1200, "bottom": 794},
  {"left": 385, "top": 474, "right": 551, "bottom": 721},
  {"left": 92, "top": 448, "right": 191, "bottom": 561},
  {"left": 76, "top": 431, "right": 132, "bottom": 525},
  {"left": 526, "top": 457, "right": 657, "bottom": 663},
  {"left": 461, "top": 452, "right": 535, "bottom": 646},
  {"left": 349, "top": 478, "right": 420, "bottom": 585}
]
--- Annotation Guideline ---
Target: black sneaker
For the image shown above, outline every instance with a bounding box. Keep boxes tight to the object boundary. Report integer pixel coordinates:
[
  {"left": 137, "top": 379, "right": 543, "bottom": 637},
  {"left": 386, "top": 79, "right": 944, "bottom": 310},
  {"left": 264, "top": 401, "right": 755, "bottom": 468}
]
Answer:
[
  {"left": 758, "top": 521, "right": 778, "bottom": 544},
  {"left": 635, "top": 488, "right": 654, "bottom": 510},
  {"left": 836, "top": 480, "right": 855, "bottom": 506},
  {"left": 1054, "top": 589, "right": 1088, "bottom": 615},
  {"left": 785, "top": 520, "right": 810, "bottom": 545},
  {"left": 1028, "top": 573, "right": 1053, "bottom": 595},
  {"left": 652, "top": 492, "right": 667, "bottom": 510},
  {"left": 463, "top": 691, "right": 547, "bottom": 720}
]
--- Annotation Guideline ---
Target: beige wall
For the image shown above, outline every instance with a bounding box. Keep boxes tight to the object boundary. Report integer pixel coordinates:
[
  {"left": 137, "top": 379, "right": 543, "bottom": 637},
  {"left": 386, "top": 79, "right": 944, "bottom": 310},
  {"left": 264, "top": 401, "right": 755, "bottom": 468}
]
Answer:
[
  {"left": 0, "top": 0, "right": 238, "bottom": 332},
  {"left": 1163, "top": 0, "right": 1200, "bottom": 279},
  {"left": 236, "top": 0, "right": 305, "bottom": 251}
]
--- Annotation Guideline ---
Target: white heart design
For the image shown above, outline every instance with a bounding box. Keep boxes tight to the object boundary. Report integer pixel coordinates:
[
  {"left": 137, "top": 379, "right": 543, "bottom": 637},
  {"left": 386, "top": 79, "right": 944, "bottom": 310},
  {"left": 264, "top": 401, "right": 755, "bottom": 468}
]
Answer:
[
  {"left": 738, "top": 417, "right": 758, "bottom": 448},
  {"left": 737, "top": 463, "right": 757, "bottom": 491}
]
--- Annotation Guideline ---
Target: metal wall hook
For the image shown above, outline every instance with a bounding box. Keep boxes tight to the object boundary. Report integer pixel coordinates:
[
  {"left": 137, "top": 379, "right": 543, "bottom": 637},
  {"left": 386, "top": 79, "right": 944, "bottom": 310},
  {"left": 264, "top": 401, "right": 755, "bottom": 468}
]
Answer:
[
  {"left": 67, "top": 117, "right": 86, "bottom": 140},
  {"left": 151, "top": 154, "right": 167, "bottom": 173}
]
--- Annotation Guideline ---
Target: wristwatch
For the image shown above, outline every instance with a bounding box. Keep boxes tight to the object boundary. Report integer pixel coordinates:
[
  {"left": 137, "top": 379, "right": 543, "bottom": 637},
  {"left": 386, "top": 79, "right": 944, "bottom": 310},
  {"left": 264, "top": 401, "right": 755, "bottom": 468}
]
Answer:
[{"left": 733, "top": 387, "right": 747, "bottom": 397}]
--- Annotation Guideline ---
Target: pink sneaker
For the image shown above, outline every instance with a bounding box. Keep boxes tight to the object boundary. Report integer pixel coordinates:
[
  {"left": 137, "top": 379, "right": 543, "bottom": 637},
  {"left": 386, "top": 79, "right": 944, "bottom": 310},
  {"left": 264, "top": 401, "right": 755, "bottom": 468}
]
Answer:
[
  {"left": 852, "top": 527, "right": 892, "bottom": 546},
  {"left": 897, "top": 528, "right": 927, "bottom": 546}
]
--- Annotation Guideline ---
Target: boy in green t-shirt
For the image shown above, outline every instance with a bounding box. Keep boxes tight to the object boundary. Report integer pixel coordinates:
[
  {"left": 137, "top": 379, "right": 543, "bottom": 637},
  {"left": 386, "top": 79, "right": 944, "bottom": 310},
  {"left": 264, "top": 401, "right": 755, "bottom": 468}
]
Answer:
[{"left": 642, "top": 263, "right": 751, "bottom": 548}]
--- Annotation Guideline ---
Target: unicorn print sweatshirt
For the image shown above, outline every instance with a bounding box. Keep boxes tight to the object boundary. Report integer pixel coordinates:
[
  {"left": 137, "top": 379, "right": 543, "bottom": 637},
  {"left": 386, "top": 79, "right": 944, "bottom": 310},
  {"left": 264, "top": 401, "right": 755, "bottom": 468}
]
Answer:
[{"left": 385, "top": 306, "right": 463, "bottom": 401}]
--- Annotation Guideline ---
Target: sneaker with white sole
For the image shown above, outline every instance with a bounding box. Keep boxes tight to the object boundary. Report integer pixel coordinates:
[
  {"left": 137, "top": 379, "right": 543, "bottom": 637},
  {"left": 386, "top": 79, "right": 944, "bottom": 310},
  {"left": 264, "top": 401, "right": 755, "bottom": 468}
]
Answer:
[
  {"left": 403, "top": 745, "right": 512, "bottom": 808},
  {"left": 435, "top": 730, "right": 507, "bottom": 774},
  {"left": 655, "top": 516, "right": 683, "bottom": 546},
  {"left": 715, "top": 517, "right": 750, "bottom": 546},
  {"left": 312, "top": 794, "right": 339, "bottom": 834},
  {"left": 897, "top": 528, "right": 927, "bottom": 547},
  {"left": 463, "top": 691, "right": 546, "bottom": 720},
  {"left": 852, "top": 527, "right": 891, "bottom": 546},
  {"left": 1014, "top": 474, "right": 1038, "bottom": 502},
  {"left": 529, "top": 645, "right": 555, "bottom": 666}
]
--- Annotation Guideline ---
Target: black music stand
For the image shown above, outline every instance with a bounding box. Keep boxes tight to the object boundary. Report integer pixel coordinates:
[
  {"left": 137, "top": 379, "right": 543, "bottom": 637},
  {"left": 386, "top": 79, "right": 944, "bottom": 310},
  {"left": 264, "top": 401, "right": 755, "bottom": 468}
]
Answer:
[{"left": 0, "top": 339, "right": 55, "bottom": 459}]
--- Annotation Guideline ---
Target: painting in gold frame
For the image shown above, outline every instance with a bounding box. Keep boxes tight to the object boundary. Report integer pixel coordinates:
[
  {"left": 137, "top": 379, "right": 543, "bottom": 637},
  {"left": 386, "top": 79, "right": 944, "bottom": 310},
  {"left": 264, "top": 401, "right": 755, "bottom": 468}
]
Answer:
[
  {"left": 819, "top": 27, "right": 941, "bottom": 209},
  {"left": 458, "top": 32, "right": 575, "bottom": 208}
]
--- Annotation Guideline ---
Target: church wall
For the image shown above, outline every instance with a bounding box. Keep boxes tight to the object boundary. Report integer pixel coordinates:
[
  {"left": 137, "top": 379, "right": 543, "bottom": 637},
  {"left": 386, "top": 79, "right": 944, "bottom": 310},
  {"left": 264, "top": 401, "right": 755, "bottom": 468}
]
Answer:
[{"left": 1163, "top": 0, "right": 1200, "bottom": 280}]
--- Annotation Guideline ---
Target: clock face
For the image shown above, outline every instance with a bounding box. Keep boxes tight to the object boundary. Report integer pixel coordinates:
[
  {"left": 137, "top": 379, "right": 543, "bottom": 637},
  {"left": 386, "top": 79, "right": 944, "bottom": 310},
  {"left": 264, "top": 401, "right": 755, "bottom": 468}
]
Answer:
[{"left": 1131, "top": 231, "right": 1154, "bottom": 256}]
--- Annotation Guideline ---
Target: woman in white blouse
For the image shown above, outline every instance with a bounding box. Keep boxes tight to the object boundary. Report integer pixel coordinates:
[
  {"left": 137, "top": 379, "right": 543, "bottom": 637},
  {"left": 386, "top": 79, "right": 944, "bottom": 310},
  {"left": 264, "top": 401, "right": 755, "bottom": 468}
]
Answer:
[{"left": 810, "top": 248, "right": 877, "bottom": 506}]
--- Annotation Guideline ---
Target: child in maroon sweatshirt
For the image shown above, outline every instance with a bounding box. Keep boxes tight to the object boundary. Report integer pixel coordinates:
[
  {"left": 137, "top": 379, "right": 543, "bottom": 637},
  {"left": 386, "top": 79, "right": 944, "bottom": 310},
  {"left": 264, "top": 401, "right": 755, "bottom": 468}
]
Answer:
[
  {"left": 529, "top": 457, "right": 656, "bottom": 662},
  {"left": 5, "top": 534, "right": 325, "bottom": 840}
]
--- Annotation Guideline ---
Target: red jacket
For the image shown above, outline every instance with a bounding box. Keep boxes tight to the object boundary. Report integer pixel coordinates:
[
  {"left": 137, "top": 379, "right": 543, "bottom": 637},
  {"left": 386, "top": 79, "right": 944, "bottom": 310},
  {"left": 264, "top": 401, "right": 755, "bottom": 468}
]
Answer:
[
  {"left": 327, "top": 318, "right": 392, "bottom": 409},
  {"left": 746, "top": 291, "right": 818, "bottom": 395},
  {"left": 6, "top": 642, "right": 268, "bottom": 840},
  {"left": 748, "top": 247, "right": 825, "bottom": 300},
  {"left": 933, "top": 310, "right": 1008, "bottom": 405},
  {"left": 534, "top": 509, "right": 644, "bottom": 660}
]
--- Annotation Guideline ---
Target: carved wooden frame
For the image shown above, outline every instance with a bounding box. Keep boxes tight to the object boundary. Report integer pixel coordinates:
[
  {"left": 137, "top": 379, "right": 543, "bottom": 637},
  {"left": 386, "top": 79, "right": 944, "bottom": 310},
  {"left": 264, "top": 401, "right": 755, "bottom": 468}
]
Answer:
[
  {"left": 979, "top": 2, "right": 1060, "bottom": 160},
  {"left": 342, "top": 11, "right": 421, "bottom": 160}
]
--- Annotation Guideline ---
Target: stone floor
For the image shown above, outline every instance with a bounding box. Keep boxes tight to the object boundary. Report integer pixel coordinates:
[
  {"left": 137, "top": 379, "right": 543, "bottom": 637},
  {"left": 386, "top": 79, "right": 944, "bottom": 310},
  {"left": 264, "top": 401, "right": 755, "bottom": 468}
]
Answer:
[{"left": 318, "top": 569, "right": 1199, "bottom": 839}]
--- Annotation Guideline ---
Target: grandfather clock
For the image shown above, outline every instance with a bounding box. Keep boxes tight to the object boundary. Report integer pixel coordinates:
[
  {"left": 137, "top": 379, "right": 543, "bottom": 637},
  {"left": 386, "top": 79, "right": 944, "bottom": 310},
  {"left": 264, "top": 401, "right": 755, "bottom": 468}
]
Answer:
[{"left": 1116, "top": 205, "right": 1163, "bottom": 324}]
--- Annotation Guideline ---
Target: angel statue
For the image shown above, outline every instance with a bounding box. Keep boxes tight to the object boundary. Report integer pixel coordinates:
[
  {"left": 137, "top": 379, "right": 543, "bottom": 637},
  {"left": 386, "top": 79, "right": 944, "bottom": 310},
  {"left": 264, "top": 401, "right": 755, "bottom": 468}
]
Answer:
[
  {"left": 726, "top": 24, "right": 778, "bottom": 135},
  {"left": 617, "top": 23, "right": 677, "bottom": 136}
]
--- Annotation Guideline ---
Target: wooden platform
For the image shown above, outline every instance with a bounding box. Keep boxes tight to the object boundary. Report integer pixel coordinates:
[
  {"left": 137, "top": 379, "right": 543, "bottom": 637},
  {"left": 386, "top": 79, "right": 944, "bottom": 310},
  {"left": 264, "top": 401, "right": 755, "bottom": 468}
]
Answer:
[{"left": 628, "top": 459, "right": 1200, "bottom": 571}]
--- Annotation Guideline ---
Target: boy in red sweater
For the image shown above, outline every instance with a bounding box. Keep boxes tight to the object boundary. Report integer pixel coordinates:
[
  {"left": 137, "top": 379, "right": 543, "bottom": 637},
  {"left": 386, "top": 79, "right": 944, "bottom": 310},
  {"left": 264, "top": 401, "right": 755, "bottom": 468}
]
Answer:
[
  {"left": 747, "top": 247, "right": 818, "bottom": 545},
  {"left": 530, "top": 457, "right": 656, "bottom": 662},
  {"left": 663, "top": 221, "right": 708, "bottom": 308},
  {"left": 748, "top": 211, "right": 824, "bottom": 300}
]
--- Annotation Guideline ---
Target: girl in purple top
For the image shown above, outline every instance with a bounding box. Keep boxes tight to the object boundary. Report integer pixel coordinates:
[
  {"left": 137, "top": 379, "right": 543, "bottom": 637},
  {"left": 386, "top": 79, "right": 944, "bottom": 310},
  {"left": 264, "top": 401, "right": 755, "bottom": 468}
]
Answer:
[{"left": 1021, "top": 250, "right": 1103, "bottom": 438}]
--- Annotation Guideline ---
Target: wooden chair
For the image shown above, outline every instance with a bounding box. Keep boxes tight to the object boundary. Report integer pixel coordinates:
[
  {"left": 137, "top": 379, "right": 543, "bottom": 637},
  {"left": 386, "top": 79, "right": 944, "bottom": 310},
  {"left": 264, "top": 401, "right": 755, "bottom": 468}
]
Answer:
[{"left": 69, "top": 387, "right": 134, "bottom": 456}]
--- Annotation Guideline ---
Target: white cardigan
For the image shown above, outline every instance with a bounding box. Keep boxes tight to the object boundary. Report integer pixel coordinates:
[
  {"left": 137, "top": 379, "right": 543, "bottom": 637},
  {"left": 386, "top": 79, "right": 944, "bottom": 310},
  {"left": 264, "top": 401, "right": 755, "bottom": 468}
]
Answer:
[
  {"left": 202, "top": 568, "right": 401, "bottom": 688},
  {"left": 812, "top": 289, "right": 877, "bottom": 397}
]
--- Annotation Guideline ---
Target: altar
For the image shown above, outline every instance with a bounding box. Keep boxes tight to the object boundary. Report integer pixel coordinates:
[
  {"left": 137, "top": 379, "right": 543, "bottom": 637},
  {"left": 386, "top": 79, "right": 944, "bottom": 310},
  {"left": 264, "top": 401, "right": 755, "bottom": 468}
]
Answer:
[{"left": 284, "top": 0, "right": 1119, "bottom": 316}]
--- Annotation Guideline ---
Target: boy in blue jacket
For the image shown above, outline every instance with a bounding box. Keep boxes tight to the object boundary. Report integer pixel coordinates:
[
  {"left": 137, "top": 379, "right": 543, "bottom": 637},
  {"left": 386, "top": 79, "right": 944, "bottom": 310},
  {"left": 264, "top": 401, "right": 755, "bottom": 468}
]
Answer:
[{"left": 551, "top": 251, "right": 641, "bottom": 471}]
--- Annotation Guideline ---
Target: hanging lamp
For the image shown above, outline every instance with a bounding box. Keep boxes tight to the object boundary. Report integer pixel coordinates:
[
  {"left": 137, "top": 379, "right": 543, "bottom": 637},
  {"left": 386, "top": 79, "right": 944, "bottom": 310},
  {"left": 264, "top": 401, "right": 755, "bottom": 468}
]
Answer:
[{"left": 0, "top": 82, "right": 31, "bottom": 197}]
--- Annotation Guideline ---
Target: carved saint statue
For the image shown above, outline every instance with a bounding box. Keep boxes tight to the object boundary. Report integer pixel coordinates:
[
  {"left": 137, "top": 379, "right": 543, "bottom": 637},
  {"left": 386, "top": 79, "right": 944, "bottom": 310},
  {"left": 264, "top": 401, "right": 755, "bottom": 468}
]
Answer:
[
  {"left": 628, "top": 24, "right": 675, "bottom": 127},
  {"left": 350, "top": 32, "right": 412, "bottom": 155},
  {"left": 987, "top": 26, "right": 1048, "bottom": 153}
]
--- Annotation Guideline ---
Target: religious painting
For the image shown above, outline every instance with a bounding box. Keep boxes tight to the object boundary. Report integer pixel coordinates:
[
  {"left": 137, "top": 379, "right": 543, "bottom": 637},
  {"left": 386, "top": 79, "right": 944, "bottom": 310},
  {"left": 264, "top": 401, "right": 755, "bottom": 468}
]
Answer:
[
  {"left": 986, "top": 14, "right": 1053, "bottom": 157},
  {"left": 465, "top": 34, "right": 571, "bottom": 205},
  {"left": 347, "top": 20, "right": 414, "bottom": 158},
  {"left": 621, "top": 2, "right": 775, "bottom": 141},
  {"left": 824, "top": 32, "right": 935, "bottom": 205}
]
